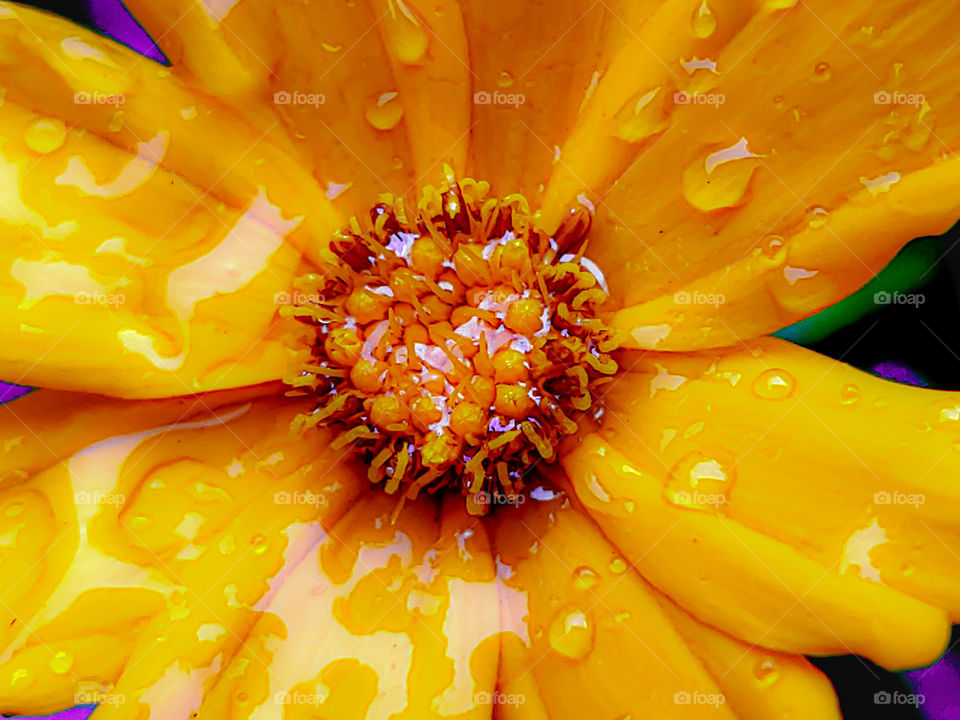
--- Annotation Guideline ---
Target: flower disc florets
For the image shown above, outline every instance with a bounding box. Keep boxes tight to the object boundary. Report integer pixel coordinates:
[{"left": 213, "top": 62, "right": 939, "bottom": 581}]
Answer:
[{"left": 284, "top": 174, "right": 620, "bottom": 514}]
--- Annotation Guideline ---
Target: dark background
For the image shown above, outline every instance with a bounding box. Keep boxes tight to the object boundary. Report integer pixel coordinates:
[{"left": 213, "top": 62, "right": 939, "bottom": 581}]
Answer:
[{"left": 12, "top": 1, "right": 960, "bottom": 718}]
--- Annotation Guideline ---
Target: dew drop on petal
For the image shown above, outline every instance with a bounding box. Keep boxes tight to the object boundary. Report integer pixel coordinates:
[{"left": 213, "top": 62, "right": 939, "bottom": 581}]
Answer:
[
  {"left": 386, "top": 0, "right": 429, "bottom": 64},
  {"left": 682, "top": 138, "right": 762, "bottom": 212},
  {"left": 24, "top": 118, "right": 66, "bottom": 154},
  {"left": 608, "top": 557, "right": 628, "bottom": 574},
  {"left": 572, "top": 566, "right": 601, "bottom": 590},
  {"left": 611, "top": 87, "right": 667, "bottom": 144},
  {"left": 548, "top": 607, "right": 594, "bottom": 660},
  {"left": 752, "top": 369, "right": 796, "bottom": 400},
  {"left": 841, "top": 384, "right": 860, "bottom": 406},
  {"left": 753, "top": 656, "right": 780, "bottom": 688},
  {"left": 365, "top": 92, "right": 404, "bottom": 131},
  {"left": 49, "top": 650, "right": 74, "bottom": 675},
  {"left": 692, "top": 0, "right": 716, "bottom": 38}
]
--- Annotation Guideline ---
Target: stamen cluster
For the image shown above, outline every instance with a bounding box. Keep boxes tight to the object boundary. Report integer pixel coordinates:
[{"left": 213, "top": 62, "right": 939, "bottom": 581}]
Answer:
[{"left": 284, "top": 176, "right": 619, "bottom": 514}]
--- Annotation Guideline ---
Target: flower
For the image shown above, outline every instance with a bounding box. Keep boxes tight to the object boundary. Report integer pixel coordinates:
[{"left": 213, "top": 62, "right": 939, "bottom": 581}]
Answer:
[{"left": 0, "top": 0, "right": 958, "bottom": 718}]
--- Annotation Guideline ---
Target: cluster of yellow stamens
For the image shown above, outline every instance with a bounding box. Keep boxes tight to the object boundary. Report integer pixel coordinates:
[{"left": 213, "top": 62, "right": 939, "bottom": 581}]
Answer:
[{"left": 283, "top": 175, "right": 620, "bottom": 514}]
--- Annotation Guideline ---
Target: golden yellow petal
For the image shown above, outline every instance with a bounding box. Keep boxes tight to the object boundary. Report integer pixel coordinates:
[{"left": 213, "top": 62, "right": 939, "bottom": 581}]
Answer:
[
  {"left": 197, "top": 492, "right": 499, "bottom": 720},
  {"left": 0, "top": 3, "right": 343, "bottom": 397},
  {"left": 561, "top": 337, "right": 960, "bottom": 669},
  {"left": 0, "top": 393, "right": 365, "bottom": 717},
  {"left": 657, "top": 593, "right": 842, "bottom": 720},
  {"left": 490, "top": 483, "right": 738, "bottom": 719},
  {"left": 540, "top": 0, "right": 960, "bottom": 346}
]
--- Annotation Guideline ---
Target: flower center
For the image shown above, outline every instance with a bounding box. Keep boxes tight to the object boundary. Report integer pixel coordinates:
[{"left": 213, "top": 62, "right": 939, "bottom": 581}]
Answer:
[{"left": 284, "top": 173, "right": 620, "bottom": 515}]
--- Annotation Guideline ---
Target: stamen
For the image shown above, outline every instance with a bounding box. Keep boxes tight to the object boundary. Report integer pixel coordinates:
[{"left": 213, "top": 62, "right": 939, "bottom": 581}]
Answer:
[{"left": 283, "top": 172, "right": 622, "bottom": 514}]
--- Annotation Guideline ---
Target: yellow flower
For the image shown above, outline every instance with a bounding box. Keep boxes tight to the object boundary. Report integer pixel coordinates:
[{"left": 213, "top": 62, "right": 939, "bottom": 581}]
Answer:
[{"left": 0, "top": 0, "right": 958, "bottom": 718}]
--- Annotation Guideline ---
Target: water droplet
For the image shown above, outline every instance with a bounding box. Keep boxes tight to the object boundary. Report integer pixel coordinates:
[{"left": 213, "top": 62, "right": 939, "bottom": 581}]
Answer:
[
  {"left": 901, "top": 561, "right": 916, "bottom": 577},
  {"left": 905, "top": 102, "right": 933, "bottom": 152},
  {"left": 107, "top": 110, "right": 124, "bottom": 133},
  {"left": 365, "top": 92, "right": 404, "bottom": 131},
  {"left": 250, "top": 534, "right": 268, "bottom": 554},
  {"left": 497, "top": 71, "right": 514, "bottom": 88},
  {"left": 840, "top": 384, "right": 860, "bottom": 406},
  {"left": 321, "top": 42, "right": 342, "bottom": 53},
  {"left": 9, "top": 668, "right": 33, "bottom": 688},
  {"left": 682, "top": 138, "right": 762, "bottom": 212},
  {"left": 753, "top": 656, "right": 780, "bottom": 687},
  {"left": 806, "top": 206, "right": 830, "bottom": 228},
  {"left": 757, "top": 235, "right": 787, "bottom": 265},
  {"left": 572, "top": 566, "right": 600, "bottom": 590},
  {"left": 813, "top": 62, "right": 831, "bottom": 80},
  {"left": 752, "top": 369, "right": 795, "bottom": 400},
  {"left": 609, "top": 557, "right": 627, "bottom": 574},
  {"left": 612, "top": 87, "right": 667, "bottom": 144},
  {"left": 4, "top": 502, "right": 23, "bottom": 518},
  {"left": 665, "top": 452, "right": 733, "bottom": 512},
  {"left": 179, "top": 105, "right": 197, "bottom": 120},
  {"left": 392, "top": 155, "right": 404, "bottom": 170},
  {"left": 386, "top": 0, "right": 429, "bottom": 64},
  {"left": 24, "top": 118, "right": 66, "bottom": 154},
  {"left": 219, "top": 534, "right": 236, "bottom": 554},
  {"left": 548, "top": 607, "right": 594, "bottom": 660},
  {"left": 692, "top": 0, "right": 716, "bottom": 39},
  {"left": 49, "top": 650, "right": 74, "bottom": 675},
  {"left": 127, "top": 515, "right": 150, "bottom": 531}
]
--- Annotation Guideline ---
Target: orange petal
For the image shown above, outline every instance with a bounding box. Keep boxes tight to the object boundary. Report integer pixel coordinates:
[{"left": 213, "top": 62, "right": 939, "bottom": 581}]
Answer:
[
  {"left": 657, "top": 593, "right": 842, "bottom": 720},
  {"left": 540, "top": 1, "right": 960, "bottom": 346},
  {"left": 0, "top": 392, "right": 366, "bottom": 717},
  {"left": 197, "top": 492, "right": 499, "bottom": 720},
  {"left": 0, "top": 3, "right": 342, "bottom": 397},
  {"left": 561, "top": 337, "right": 958, "bottom": 669},
  {"left": 490, "top": 480, "right": 738, "bottom": 719},
  {"left": 461, "top": 0, "right": 611, "bottom": 199}
]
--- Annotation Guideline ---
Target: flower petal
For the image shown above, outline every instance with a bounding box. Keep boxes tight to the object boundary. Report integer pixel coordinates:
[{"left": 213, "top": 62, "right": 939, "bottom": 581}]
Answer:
[
  {"left": 537, "top": 0, "right": 960, "bottom": 347},
  {"left": 0, "top": 392, "right": 365, "bottom": 717},
  {"left": 461, "top": 0, "right": 612, "bottom": 199},
  {"left": 657, "top": 593, "right": 842, "bottom": 720},
  {"left": 196, "top": 492, "right": 499, "bottom": 720},
  {"left": 490, "top": 482, "right": 738, "bottom": 719},
  {"left": 561, "top": 337, "right": 956, "bottom": 669},
  {"left": 0, "top": 3, "right": 342, "bottom": 397}
]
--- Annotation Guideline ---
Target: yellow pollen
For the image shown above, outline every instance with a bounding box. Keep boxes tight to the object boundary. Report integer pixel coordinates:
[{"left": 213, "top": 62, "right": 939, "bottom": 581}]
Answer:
[{"left": 283, "top": 175, "right": 621, "bottom": 514}]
